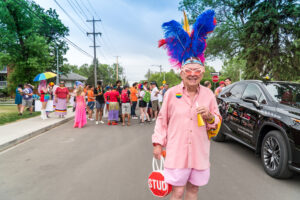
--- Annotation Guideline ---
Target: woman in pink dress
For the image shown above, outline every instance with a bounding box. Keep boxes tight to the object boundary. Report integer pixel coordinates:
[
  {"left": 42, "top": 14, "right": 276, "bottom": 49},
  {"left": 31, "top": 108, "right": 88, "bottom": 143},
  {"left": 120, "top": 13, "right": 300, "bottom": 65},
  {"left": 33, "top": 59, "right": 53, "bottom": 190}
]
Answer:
[{"left": 74, "top": 85, "right": 87, "bottom": 128}]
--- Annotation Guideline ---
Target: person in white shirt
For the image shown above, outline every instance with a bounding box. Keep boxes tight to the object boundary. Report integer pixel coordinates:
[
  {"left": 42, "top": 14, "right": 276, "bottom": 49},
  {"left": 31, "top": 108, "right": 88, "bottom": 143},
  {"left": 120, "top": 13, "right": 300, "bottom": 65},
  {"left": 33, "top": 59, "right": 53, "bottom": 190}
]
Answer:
[{"left": 150, "top": 82, "right": 159, "bottom": 121}]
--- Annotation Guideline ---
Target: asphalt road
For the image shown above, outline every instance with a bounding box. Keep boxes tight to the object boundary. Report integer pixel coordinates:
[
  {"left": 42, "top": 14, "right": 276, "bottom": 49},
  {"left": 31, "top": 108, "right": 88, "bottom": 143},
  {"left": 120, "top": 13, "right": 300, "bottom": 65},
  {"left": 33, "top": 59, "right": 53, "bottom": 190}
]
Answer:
[{"left": 0, "top": 119, "right": 299, "bottom": 200}]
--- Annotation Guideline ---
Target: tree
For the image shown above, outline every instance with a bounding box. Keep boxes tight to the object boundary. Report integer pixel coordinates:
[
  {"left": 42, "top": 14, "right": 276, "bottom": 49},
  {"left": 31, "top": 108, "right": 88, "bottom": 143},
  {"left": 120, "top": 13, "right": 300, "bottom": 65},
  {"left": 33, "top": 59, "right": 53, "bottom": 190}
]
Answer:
[
  {"left": 0, "top": 0, "right": 68, "bottom": 91},
  {"left": 64, "top": 61, "right": 126, "bottom": 86},
  {"left": 179, "top": 0, "right": 300, "bottom": 81},
  {"left": 147, "top": 69, "right": 181, "bottom": 87}
]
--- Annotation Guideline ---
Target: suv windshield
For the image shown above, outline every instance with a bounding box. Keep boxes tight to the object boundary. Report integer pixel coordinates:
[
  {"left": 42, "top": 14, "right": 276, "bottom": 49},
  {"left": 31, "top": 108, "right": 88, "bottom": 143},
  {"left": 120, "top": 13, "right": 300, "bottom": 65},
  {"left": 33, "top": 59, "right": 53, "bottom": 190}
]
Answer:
[{"left": 264, "top": 82, "right": 300, "bottom": 109}]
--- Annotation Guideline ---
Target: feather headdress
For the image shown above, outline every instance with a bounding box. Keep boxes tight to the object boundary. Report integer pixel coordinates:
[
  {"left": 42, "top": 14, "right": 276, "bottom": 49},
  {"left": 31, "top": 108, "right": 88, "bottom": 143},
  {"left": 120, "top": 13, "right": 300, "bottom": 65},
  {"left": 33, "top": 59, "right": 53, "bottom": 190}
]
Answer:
[{"left": 159, "top": 9, "right": 216, "bottom": 68}]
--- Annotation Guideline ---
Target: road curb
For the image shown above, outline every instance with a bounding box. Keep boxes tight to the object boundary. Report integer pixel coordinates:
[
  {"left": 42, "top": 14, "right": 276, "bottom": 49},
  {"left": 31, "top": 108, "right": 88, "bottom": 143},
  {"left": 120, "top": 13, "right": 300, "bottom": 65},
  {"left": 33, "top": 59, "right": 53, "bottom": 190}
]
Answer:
[{"left": 0, "top": 116, "right": 74, "bottom": 152}]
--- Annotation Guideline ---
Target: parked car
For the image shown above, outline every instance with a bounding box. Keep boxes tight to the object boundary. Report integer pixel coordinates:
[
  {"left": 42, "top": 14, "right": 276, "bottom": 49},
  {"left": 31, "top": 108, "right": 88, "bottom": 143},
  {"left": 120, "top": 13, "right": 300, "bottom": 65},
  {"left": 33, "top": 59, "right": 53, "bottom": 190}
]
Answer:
[{"left": 214, "top": 80, "right": 300, "bottom": 178}]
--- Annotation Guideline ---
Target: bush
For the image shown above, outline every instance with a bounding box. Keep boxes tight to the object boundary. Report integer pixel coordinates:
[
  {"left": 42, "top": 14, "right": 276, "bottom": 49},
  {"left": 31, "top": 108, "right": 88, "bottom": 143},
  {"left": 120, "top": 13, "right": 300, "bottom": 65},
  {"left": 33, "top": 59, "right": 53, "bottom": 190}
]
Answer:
[{"left": 0, "top": 88, "right": 9, "bottom": 97}]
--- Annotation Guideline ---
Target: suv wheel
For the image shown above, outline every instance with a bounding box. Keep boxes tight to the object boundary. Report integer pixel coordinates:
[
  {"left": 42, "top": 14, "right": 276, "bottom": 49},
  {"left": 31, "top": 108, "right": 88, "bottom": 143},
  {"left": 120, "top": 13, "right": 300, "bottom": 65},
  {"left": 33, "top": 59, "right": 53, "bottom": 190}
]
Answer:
[
  {"left": 212, "top": 122, "right": 226, "bottom": 142},
  {"left": 261, "top": 130, "right": 293, "bottom": 179}
]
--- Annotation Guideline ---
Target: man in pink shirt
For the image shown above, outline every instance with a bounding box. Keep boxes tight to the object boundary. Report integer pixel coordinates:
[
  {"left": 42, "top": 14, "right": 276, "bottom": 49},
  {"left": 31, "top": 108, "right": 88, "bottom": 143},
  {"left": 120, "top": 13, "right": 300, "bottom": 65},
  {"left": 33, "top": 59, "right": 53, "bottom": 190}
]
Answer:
[{"left": 153, "top": 9, "right": 221, "bottom": 200}]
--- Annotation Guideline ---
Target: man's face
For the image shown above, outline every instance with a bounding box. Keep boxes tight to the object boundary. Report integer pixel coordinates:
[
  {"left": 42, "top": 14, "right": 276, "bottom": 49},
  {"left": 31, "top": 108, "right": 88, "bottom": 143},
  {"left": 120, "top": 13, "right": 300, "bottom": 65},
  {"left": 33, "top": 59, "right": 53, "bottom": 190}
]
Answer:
[
  {"left": 117, "top": 82, "right": 121, "bottom": 87},
  {"left": 225, "top": 79, "right": 231, "bottom": 86},
  {"left": 180, "top": 63, "right": 205, "bottom": 88}
]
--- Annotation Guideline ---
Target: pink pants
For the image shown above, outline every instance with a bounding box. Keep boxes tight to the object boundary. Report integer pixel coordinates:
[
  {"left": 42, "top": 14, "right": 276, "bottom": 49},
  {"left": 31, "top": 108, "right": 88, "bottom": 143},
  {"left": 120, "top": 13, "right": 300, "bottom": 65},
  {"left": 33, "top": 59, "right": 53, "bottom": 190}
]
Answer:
[{"left": 164, "top": 168, "right": 210, "bottom": 187}]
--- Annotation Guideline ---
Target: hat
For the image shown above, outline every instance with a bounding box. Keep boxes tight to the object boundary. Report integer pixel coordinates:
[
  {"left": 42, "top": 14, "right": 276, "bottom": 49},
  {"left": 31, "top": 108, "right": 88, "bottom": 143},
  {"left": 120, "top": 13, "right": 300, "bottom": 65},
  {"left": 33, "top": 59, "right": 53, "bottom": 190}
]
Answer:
[
  {"left": 219, "top": 81, "right": 225, "bottom": 85},
  {"left": 159, "top": 10, "right": 216, "bottom": 68},
  {"left": 150, "top": 81, "right": 157, "bottom": 85}
]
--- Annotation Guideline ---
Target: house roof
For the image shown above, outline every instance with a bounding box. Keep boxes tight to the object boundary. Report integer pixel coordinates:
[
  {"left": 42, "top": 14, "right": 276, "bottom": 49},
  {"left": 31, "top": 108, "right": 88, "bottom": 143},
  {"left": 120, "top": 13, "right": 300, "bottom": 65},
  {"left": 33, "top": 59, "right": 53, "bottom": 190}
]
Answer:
[{"left": 60, "top": 72, "right": 87, "bottom": 81}]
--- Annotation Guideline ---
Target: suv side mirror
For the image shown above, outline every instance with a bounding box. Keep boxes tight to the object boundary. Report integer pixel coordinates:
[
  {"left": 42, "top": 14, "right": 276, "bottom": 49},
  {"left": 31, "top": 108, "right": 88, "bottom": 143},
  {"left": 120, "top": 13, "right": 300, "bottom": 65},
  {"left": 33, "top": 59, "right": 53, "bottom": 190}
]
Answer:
[{"left": 243, "top": 95, "right": 262, "bottom": 109}]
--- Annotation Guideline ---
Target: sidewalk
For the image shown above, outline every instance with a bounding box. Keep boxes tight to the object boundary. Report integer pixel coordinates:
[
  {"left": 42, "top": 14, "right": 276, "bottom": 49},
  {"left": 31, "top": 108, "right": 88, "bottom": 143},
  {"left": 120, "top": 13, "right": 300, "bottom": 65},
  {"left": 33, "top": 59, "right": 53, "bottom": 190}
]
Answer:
[{"left": 0, "top": 108, "right": 75, "bottom": 152}]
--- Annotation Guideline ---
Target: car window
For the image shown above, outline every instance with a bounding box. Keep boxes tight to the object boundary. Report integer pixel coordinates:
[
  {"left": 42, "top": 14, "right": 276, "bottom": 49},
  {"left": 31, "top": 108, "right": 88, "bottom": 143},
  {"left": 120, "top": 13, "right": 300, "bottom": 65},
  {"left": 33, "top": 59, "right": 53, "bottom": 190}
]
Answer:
[
  {"left": 242, "top": 84, "right": 266, "bottom": 104},
  {"left": 226, "top": 83, "right": 246, "bottom": 99}
]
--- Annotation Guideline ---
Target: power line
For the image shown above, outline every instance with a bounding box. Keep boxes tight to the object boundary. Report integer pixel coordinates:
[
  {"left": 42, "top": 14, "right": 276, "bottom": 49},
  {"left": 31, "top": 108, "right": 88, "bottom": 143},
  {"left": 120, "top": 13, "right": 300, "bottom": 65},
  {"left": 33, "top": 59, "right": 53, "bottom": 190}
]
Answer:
[
  {"left": 83, "top": 0, "right": 119, "bottom": 56},
  {"left": 12, "top": 0, "right": 93, "bottom": 58},
  {"left": 73, "top": 0, "right": 89, "bottom": 19},
  {"left": 52, "top": 0, "right": 87, "bottom": 36},
  {"left": 65, "top": 0, "right": 90, "bottom": 30}
]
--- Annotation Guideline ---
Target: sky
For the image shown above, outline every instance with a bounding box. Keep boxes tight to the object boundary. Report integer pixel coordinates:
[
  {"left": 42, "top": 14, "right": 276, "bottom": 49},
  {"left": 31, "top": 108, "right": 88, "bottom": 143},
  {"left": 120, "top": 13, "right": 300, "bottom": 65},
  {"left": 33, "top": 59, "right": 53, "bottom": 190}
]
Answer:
[{"left": 34, "top": 0, "right": 223, "bottom": 83}]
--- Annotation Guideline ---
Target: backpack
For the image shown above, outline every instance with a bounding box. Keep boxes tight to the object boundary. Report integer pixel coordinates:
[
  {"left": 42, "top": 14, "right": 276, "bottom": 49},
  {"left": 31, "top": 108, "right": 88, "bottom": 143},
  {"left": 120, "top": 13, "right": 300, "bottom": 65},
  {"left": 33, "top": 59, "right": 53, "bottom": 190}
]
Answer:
[
  {"left": 143, "top": 91, "right": 151, "bottom": 103},
  {"left": 121, "top": 90, "right": 129, "bottom": 103}
]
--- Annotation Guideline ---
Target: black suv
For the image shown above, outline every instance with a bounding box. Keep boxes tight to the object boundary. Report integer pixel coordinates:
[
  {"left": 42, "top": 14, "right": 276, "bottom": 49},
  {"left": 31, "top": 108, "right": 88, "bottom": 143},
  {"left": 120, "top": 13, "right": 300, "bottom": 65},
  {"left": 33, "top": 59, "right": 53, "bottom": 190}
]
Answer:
[{"left": 214, "top": 80, "right": 300, "bottom": 178}]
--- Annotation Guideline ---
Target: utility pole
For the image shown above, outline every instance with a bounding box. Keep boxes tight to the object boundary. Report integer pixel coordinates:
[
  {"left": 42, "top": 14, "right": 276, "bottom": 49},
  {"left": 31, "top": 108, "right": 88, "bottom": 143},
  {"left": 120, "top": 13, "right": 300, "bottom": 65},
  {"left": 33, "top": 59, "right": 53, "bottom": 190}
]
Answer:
[
  {"left": 115, "top": 56, "right": 120, "bottom": 80},
  {"left": 151, "top": 65, "right": 162, "bottom": 76},
  {"left": 87, "top": 17, "right": 101, "bottom": 87},
  {"left": 56, "top": 46, "right": 59, "bottom": 85}
]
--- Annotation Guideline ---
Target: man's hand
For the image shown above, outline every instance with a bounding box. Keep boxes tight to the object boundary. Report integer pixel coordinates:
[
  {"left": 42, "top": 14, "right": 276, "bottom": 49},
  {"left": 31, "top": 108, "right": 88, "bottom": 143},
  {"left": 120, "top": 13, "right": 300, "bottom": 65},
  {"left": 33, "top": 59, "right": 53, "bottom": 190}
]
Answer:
[
  {"left": 196, "top": 106, "right": 214, "bottom": 121},
  {"left": 153, "top": 144, "right": 162, "bottom": 160}
]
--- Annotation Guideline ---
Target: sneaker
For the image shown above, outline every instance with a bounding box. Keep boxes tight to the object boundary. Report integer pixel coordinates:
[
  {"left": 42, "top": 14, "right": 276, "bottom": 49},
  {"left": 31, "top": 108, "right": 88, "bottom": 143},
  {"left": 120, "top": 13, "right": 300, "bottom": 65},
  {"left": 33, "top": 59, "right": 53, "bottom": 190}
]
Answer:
[
  {"left": 100, "top": 121, "right": 104, "bottom": 124},
  {"left": 107, "top": 122, "right": 112, "bottom": 125},
  {"left": 112, "top": 122, "right": 118, "bottom": 125},
  {"left": 89, "top": 118, "right": 94, "bottom": 121},
  {"left": 96, "top": 121, "right": 99, "bottom": 125},
  {"left": 152, "top": 118, "right": 156, "bottom": 121}
]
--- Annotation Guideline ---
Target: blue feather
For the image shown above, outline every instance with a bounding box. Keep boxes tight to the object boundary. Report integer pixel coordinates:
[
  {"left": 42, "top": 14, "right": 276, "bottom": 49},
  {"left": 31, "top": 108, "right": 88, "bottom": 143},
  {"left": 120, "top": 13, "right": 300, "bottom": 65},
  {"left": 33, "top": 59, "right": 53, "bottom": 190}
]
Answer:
[
  {"left": 191, "top": 10, "right": 216, "bottom": 62},
  {"left": 161, "top": 20, "right": 192, "bottom": 67},
  {"left": 159, "top": 10, "right": 216, "bottom": 67}
]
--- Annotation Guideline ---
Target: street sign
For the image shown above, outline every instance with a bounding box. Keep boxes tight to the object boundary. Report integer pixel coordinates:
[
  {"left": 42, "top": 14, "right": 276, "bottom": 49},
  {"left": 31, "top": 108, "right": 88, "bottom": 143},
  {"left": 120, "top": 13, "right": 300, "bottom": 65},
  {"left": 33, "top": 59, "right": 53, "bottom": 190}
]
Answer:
[
  {"left": 212, "top": 75, "right": 219, "bottom": 83},
  {"left": 210, "top": 72, "right": 220, "bottom": 76}
]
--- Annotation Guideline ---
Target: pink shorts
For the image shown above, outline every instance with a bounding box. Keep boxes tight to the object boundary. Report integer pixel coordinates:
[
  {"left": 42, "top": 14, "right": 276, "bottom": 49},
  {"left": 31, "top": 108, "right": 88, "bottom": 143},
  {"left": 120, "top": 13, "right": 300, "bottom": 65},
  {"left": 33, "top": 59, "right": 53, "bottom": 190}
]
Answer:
[{"left": 164, "top": 168, "right": 210, "bottom": 187}]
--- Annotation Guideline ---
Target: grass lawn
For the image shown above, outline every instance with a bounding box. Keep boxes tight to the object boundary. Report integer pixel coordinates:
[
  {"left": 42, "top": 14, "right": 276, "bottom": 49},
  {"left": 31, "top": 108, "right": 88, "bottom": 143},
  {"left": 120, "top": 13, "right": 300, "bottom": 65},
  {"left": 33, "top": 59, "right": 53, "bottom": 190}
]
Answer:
[{"left": 0, "top": 105, "right": 40, "bottom": 125}]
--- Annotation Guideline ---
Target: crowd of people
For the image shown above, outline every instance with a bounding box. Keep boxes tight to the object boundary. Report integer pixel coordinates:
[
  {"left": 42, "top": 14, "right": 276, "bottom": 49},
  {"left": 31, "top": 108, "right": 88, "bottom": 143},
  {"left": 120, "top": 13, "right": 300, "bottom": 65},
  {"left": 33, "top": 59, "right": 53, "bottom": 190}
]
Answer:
[
  {"left": 14, "top": 81, "right": 70, "bottom": 119},
  {"left": 73, "top": 80, "right": 170, "bottom": 128},
  {"left": 14, "top": 77, "right": 230, "bottom": 128}
]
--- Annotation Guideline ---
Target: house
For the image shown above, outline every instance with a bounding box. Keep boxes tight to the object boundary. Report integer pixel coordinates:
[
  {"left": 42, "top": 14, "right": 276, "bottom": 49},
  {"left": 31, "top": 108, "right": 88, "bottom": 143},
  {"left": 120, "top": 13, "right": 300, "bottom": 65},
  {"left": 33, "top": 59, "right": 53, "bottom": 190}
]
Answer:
[
  {"left": 0, "top": 66, "right": 7, "bottom": 89},
  {"left": 60, "top": 72, "right": 87, "bottom": 88}
]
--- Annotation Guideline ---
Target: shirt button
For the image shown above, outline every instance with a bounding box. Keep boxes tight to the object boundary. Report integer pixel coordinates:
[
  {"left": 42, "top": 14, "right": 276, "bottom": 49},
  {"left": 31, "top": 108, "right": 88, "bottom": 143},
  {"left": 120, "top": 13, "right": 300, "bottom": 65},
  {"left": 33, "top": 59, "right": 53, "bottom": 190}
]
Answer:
[
  {"left": 190, "top": 130, "right": 192, "bottom": 133},
  {"left": 189, "top": 142, "right": 192, "bottom": 144},
  {"left": 190, "top": 118, "right": 193, "bottom": 120}
]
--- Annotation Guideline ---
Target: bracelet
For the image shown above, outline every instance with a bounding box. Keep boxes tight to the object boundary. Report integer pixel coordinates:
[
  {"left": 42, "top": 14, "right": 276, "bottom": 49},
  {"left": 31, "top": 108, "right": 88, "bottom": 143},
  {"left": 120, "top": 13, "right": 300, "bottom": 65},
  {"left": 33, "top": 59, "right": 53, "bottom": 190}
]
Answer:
[{"left": 207, "top": 116, "right": 215, "bottom": 124}]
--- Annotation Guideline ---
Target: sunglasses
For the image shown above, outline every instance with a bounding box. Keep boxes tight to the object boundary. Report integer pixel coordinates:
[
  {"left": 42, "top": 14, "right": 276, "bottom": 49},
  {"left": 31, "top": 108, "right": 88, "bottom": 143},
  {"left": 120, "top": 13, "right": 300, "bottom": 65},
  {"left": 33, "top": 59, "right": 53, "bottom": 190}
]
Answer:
[{"left": 182, "top": 68, "right": 203, "bottom": 76}]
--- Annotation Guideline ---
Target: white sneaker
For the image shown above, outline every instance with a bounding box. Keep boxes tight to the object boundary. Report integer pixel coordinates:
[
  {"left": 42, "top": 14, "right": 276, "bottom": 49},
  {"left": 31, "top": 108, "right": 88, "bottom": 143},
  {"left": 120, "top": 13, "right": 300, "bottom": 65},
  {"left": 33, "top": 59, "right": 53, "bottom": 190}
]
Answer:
[
  {"left": 100, "top": 121, "right": 104, "bottom": 124},
  {"left": 96, "top": 121, "right": 99, "bottom": 125},
  {"left": 152, "top": 118, "right": 156, "bottom": 121},
  {"left": 90, "top": 118, "right": 94, "bottom": 121}
]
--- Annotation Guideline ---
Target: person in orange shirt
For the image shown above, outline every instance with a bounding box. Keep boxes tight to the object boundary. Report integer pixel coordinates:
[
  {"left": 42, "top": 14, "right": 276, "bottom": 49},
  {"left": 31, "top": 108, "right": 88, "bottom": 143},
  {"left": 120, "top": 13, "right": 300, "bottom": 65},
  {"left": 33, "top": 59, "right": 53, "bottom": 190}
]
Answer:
[
  {"left": 87, "top": 85, "right": 95, "bottom": 120},
  {"left": 130, "top": 82, "right": 138, "bottom": 119}
]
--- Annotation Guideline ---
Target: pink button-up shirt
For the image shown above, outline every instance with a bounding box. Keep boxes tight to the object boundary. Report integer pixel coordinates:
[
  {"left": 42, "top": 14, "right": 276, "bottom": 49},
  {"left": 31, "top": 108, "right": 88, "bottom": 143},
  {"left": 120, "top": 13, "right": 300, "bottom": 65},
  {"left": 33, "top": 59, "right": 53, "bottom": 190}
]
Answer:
[{"left": 152, "top": 82, "right": 221, "bottom": 170}]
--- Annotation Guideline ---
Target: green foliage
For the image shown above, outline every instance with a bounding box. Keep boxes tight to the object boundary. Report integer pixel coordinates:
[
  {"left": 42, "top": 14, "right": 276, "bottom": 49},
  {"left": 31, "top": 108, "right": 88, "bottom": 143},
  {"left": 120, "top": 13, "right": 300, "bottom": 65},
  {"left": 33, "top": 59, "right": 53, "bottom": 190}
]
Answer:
[
  {"left": 63, "top": 61, "right": 126, "bottom": 86},
  {"left": 147, "top": 69, "right": 181, "bottom": 87},
  {"left": 179, "top": 0, "right": 300, "bottom": 81},
  {"left": 0, "top": 0, "right": 69, "bottom": 92}
]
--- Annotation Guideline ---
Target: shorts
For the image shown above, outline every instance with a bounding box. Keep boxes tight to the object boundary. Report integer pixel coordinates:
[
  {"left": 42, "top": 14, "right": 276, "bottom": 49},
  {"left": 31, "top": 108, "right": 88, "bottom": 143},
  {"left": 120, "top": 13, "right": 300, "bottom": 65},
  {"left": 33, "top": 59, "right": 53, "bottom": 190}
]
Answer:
[
  {"left": 96, "top": 101, "right": 105, "bottom": 109},
  {"left": 139, "top": 100, "right": 147, "bottom": 108},
  {"left": 148, "top": 101, "right": 152, "bottom": 108},
  {"left": 87, "top": 101, "right": 95, "bottom": 110},
  {"left": 164, "top": 168, "right": 210, "bottom": 187},
  {"left": 151, "top": 100, "right": 159, "bottom": 111},
  {"left": 22, "top": 99, "right": 33, "bottom": 108},
  {"left": 122, "top": 103, "right": 131, "bottom": 114}
]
